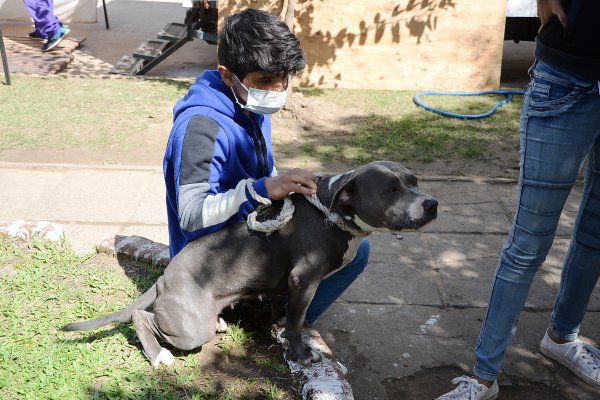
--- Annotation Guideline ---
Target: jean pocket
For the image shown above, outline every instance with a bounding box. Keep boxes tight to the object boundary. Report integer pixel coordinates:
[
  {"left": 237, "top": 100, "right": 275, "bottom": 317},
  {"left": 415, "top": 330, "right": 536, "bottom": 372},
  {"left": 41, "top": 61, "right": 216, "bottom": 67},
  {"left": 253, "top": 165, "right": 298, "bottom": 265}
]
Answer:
[{"left": 528, "top": 78, "right": 579, "bottom": 113}]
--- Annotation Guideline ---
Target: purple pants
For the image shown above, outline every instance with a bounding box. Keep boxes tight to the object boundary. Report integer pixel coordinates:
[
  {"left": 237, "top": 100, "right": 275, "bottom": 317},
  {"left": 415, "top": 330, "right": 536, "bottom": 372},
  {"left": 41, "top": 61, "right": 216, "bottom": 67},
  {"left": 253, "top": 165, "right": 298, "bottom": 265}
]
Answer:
[{"left": 23, "top": 0, "right": 61, "bottom": 38}]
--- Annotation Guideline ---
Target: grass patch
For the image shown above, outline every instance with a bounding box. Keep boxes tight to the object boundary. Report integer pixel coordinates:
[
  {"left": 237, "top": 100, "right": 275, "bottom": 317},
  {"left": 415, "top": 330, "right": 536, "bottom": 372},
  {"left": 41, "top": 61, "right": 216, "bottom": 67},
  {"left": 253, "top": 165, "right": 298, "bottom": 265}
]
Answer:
[
  {"left": 0, "top": 76, "right": 190, "bottom": 154},
  {"left": 293, "top": 88, "right": 522, "bottom": 164},
  {"left": 1, "top": 76, "right": 522, "bottom": 169},
  {"left": 216, "top": 322, "right": 256, "bottom": 353},
  {"left": 0, "top": 237, "right": 298, "bottom": 399}
]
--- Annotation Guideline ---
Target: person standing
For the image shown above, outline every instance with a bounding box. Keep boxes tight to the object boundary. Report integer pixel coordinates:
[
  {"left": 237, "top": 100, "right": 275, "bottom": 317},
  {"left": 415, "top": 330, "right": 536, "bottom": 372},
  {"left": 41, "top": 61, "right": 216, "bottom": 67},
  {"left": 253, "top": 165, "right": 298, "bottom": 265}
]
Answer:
[
  {"left": 22, "top": 0, "right": 70, "bottom": 52},
  {"left": 436, "top": 0, "right": 600, "bottom": 399}
]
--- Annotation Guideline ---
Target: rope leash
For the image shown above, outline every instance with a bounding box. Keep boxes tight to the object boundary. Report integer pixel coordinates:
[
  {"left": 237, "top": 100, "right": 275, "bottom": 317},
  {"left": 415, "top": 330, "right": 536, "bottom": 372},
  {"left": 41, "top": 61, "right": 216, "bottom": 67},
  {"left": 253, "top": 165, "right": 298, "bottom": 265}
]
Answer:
[
  {"left": 245, "top": 180, "right": 294, "bottom": 234},
  {"left": 245, "top": 179, "right": 359, "bottom": 235}
]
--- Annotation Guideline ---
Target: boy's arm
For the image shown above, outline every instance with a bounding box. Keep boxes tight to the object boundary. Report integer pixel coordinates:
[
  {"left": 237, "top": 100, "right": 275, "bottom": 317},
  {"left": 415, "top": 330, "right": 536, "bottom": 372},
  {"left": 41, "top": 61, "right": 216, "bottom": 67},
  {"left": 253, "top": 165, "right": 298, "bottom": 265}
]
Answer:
[{"left": 175, "top": 116, "right": 270, "bottom": 237}]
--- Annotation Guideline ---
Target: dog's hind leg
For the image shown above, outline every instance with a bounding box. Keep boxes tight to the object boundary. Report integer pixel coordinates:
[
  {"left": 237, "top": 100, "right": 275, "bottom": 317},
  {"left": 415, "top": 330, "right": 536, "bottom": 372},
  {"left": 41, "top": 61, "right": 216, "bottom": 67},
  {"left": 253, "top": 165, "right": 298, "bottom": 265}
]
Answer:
[{"left": 131, "top": 310, "right": 174, "bottom": 368}]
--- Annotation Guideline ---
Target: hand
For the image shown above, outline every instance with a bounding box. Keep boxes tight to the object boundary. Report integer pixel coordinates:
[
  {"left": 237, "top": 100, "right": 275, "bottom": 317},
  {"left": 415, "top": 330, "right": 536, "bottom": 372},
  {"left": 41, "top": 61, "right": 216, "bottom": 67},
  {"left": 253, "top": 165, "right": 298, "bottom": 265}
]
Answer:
[
  {"left": 264, "top": 168, "right": 317, "bottom": 200},
  {"left": 538, "top": 0, "right": 567, "bottom": 27}
]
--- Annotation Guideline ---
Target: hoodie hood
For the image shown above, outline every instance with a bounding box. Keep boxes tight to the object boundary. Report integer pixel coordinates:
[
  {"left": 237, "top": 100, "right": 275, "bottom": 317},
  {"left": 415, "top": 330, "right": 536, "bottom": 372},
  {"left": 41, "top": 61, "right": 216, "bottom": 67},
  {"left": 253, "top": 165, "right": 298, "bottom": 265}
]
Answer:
[{"left": 173, "top": 70, "right": 238, "bottom": 122}]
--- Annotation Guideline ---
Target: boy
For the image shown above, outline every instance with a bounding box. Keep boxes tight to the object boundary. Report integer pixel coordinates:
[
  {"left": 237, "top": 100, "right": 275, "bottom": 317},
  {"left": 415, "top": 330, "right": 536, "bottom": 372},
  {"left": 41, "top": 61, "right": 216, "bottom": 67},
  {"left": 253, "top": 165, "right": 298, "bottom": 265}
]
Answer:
[{"left": 163, "top": 9, "right": 370, "bottom": 325}]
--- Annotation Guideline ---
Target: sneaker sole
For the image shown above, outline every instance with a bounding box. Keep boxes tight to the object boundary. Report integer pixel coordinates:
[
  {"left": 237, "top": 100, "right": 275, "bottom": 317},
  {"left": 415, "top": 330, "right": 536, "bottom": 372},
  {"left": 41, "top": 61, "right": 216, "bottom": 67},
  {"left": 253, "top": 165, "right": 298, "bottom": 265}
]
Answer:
[
  {"left": 485, "top": 385, "right": 499, "bottom": 400},
  {"left": 540, "top": 343, "right": 600, "bottom": 390},
  {"left": 41, "top": 28, "right": 70, "bottom": 52}
]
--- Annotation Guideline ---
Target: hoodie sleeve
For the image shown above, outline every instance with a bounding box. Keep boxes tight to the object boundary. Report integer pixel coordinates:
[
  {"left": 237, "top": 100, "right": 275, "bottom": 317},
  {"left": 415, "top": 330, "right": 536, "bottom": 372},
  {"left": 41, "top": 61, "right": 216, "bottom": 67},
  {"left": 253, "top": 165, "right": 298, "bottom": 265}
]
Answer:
[{"left": 174, "top": 115, "right": 270, "bottom": 239}]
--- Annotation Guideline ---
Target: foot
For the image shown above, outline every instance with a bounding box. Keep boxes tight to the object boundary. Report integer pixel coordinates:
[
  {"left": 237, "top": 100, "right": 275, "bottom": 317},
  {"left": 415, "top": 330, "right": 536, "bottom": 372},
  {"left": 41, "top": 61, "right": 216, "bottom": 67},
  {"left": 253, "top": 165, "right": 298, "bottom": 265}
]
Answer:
[
  {"left": 150, "top": 347, "right": 175, "bottom": 369},
  {"left": 540, "top": 329, "right": 600, "bottom": 389},
  {"left": 41, "top": 26, "right": 70, "bottom": 52},
  {"left": 28, "top": 31, "right": 45, "bottom": 41},
  {"left": 436, "top": 376, "right": 499, "bottom": 400},
  {"left": 216, "top": 317, "right": 228, "bottom": 333}
]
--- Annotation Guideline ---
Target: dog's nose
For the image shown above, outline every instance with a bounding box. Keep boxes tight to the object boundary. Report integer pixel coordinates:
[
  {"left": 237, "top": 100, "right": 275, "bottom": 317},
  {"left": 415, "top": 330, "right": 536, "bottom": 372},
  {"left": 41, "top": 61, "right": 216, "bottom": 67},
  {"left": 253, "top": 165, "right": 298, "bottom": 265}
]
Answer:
[{"left": 422, "top": 198, "right": 438, "bottom": 219}]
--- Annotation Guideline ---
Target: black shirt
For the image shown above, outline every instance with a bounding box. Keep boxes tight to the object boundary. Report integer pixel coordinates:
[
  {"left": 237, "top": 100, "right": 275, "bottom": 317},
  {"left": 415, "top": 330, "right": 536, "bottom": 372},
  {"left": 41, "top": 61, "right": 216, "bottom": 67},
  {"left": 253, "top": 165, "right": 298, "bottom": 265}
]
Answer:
[{"left": 535, "top": 0, "right": 600, "bottom": 79}]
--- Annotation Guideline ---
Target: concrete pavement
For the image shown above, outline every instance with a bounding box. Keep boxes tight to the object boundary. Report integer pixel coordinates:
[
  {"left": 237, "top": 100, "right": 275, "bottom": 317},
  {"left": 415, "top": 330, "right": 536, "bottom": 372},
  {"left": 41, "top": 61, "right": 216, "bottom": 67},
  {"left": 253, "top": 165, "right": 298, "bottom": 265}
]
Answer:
[{"left": 2, "top": 160, "right": 600, "bottom": 399}]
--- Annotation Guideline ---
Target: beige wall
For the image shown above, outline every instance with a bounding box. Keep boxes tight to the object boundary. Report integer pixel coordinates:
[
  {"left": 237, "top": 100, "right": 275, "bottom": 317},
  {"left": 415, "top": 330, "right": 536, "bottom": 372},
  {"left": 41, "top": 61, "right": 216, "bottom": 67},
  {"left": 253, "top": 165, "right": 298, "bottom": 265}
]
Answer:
[{"left": 219, "top": 0, "right": 506, "bottom": 90}]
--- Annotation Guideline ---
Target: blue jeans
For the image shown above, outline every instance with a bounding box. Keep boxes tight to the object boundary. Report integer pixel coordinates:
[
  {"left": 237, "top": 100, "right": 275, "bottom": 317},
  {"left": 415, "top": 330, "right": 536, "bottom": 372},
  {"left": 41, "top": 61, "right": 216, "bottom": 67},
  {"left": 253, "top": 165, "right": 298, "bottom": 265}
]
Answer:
[
  {"left": 305, "top": 238, "right": 370, "bottom": 324},
  {"left": 474, "top": 60, "right": 600, "bottom": 381}
]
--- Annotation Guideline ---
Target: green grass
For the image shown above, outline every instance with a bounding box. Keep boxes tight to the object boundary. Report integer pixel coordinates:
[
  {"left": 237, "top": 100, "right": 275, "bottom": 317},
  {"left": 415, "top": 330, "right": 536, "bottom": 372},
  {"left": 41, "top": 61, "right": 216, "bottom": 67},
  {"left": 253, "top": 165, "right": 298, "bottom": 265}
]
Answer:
[
  {"left": 0, "top": 237, "right": 293, "bottom": 399},
  {"left": 216, "top": 322, "right": 256, "bottom": 353},
  {"left": 293, "top": 87, "right": 522, "bottom": 164},
  {"left": 0, "top": 76, "right": 190, "bottom": 154},
  {"left": 0, "top": 76, "right": 522, "bottom": 167}
]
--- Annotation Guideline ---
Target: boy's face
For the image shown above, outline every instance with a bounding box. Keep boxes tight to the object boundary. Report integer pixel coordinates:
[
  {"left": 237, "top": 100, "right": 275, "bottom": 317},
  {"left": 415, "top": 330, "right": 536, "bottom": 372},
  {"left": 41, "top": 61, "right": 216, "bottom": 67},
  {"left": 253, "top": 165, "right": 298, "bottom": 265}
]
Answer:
[{"left": 219, "top": 67, "right": 289, "bottom": 105}]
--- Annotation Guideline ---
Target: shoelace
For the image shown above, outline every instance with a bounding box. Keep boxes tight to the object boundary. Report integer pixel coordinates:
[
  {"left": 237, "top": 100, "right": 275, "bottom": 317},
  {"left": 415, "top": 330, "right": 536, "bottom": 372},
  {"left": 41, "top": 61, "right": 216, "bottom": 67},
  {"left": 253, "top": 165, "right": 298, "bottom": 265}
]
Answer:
[
  {"left": 449, "top": 376, "right": 484, "bottom": 399},
  {"left": 571, "top": 342, "right": 600, "bottom": 370}
]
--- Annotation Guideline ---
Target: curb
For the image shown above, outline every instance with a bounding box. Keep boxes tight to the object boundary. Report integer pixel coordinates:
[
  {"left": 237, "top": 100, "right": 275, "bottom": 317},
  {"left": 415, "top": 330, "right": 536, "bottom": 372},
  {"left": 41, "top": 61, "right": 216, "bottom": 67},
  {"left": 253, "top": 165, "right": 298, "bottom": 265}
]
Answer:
[
  {"left": 98, "top": 234, "right": 170, "bottom": 267},
  {"left": 276, "top": 327, "right": 354, "bottom": 399},
  {"left": 0, "top": 219, "right": 64, "bottom": 242}
]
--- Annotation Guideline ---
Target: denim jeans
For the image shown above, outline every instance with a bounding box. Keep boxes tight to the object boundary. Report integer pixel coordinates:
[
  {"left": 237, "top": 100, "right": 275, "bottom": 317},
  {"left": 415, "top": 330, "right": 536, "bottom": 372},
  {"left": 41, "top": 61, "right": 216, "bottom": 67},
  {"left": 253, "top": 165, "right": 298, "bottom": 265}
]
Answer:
[
  {"left": 305, "top": 238, "right": 370, "bottom": 324},
  {"left": 473, "top": 60, "right": 600, "bottom": 381}
]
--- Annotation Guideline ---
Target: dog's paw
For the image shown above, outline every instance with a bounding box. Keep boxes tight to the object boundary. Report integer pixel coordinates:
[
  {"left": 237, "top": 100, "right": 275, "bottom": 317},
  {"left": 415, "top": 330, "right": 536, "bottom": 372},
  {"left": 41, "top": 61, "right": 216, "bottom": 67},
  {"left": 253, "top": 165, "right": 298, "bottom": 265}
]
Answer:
[
  {"left": 216, "top": 317, "right": 228, "bottom": 333},
  {"left": 151, "top": 348, "right": 175, "bottom": 369},
  {"left": 290, "top": 343, "right": 322, "bottom": 367},
  {"left": 304, "top": 345, "right": 322, "bottom": 365}
]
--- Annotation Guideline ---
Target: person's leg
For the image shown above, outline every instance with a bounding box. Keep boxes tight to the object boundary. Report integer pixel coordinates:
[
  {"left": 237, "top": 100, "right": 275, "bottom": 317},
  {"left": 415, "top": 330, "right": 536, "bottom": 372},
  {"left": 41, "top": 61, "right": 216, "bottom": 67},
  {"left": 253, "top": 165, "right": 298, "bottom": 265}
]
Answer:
[
  {"left": 305, "top": 238, "right": 370, "bottom": 324},
  {"left": 538, "top": 142, "right": 600, "bottom": 391},
  {"left": 22, "top": 0, "right": 61, "bottom": 38},
  {"left": 472, "top": 61, "right": 600, "bottom": 383},
  {"left": 551, "top": 130, "right": 600, "bottom": 340}
]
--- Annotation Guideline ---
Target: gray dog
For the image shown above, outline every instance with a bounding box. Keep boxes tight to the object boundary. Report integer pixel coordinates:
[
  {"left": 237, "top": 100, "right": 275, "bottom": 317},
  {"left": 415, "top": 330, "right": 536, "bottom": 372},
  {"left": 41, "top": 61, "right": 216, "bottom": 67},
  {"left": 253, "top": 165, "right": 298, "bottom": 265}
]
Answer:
[{"left": 63, "top": 161, "right": 438, "bottom": 368}]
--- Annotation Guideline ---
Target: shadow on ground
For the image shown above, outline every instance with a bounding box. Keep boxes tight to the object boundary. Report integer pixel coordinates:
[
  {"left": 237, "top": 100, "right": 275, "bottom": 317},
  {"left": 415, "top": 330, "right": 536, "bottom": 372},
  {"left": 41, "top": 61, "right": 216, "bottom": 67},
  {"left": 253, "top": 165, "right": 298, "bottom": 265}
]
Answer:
[{"left": 383, "top": 365, "right": 577, "bottom": 399}]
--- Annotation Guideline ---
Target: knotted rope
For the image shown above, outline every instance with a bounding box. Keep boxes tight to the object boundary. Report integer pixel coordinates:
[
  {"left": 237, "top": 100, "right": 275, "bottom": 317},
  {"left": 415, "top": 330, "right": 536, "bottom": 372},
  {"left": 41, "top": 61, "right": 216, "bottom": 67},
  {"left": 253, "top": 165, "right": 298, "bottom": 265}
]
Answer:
[{"left": 245, "top": 179, "right": 359, "bottom": 235}]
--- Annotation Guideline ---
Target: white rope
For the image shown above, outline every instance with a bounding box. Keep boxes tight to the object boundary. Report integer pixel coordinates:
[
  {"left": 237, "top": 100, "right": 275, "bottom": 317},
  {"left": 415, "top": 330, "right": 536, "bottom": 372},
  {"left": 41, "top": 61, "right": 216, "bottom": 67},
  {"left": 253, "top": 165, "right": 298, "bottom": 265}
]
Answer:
[
  {"left": 246, "top": 180, "right": 295, "bottom": 234},
  {"left": 245, "top": 179, "right": 359, "bottom": 235}
]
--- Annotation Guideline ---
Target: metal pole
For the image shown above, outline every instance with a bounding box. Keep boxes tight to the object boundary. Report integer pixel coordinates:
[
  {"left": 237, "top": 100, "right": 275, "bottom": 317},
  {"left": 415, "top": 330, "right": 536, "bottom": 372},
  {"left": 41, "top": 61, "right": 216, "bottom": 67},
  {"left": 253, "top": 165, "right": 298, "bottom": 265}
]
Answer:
[
  {"left": 102, "top": 0, "right": 110, "bottom": 29},
  {"left": 0, "top": 26, "right": 11, "bottom": 85}
]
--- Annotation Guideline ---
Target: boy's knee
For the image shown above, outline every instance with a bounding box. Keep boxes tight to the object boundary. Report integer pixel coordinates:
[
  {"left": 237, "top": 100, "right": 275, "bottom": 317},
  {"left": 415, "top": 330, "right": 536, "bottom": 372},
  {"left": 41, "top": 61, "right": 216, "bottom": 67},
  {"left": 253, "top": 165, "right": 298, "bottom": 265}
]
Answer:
[{"left": 347, "top": 239, "right": 370, "bottom": 275}]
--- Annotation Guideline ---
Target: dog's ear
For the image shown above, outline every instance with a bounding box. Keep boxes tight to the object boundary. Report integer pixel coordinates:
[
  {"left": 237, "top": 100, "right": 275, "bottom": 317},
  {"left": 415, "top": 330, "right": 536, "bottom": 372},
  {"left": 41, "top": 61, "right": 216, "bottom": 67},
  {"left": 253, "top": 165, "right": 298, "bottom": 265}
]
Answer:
[{"left": 330, "top": 178, "right": 355, "bottom": 213}]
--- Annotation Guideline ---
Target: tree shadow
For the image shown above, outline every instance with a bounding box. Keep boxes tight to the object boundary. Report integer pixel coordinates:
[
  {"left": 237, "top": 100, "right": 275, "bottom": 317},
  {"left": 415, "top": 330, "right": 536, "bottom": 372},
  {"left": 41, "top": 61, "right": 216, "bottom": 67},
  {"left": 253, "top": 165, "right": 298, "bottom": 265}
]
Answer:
[{"left": 221, "top": 0, "right": 456, "bottom": 87}]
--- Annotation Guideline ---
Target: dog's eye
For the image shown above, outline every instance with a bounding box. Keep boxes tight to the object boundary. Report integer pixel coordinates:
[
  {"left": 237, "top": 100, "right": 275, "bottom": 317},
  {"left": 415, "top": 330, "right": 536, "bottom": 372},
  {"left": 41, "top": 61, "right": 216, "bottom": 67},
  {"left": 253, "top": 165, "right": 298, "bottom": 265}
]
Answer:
[{"left": 388, "top": 186, "right": 399, "bottom": 193}]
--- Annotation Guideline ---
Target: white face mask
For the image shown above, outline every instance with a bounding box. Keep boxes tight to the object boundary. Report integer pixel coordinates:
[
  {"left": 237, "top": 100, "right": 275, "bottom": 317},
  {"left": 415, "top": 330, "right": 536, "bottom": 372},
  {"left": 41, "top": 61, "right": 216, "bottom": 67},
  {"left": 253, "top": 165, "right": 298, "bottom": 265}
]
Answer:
[{"left": 232, "top": 75, "right": 288, "bottom": 115}]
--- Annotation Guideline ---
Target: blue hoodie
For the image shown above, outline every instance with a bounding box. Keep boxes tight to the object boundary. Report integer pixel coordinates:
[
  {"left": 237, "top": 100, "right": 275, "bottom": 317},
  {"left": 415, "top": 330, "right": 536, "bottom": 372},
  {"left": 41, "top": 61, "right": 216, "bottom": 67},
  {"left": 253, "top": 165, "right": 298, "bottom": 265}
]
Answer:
[{"left": 163, "top": 70, "right": 276, "bottom": 258}]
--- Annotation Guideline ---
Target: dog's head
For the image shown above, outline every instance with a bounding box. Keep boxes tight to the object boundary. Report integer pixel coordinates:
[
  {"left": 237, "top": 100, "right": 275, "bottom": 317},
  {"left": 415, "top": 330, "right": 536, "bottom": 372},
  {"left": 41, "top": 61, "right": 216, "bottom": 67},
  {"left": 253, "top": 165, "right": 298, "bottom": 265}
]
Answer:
[{"left": 324, "top": 161, "right": 437, "bottom": 232}]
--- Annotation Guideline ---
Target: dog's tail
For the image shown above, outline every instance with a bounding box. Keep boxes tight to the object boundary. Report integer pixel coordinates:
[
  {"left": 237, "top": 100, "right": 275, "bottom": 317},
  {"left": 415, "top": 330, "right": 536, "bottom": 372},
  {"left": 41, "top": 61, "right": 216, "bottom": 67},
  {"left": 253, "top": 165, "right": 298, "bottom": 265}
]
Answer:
[{"left": 62, "top": 283, "right": 158, "bottom": 331}]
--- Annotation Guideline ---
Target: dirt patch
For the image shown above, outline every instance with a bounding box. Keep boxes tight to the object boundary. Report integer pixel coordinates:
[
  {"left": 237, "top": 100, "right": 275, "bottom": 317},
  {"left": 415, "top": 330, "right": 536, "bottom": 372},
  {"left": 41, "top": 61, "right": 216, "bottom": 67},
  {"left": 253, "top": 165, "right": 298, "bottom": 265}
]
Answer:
[
  {"left": 1, "top": 93, "right": 521, "bottom": 179},
  {"left": 383, "top": 366, "right": 577, "bottom": 400},
  {"left": 272, "top": 93, "right": 521, "bottom": 178}
]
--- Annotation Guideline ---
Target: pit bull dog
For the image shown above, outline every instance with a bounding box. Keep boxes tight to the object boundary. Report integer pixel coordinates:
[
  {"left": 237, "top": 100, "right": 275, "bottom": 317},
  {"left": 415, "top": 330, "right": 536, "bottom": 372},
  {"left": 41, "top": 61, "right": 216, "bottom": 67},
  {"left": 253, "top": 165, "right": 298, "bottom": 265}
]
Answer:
[{"left": 63, "top": 161, "right": 438, "bottom": 368}]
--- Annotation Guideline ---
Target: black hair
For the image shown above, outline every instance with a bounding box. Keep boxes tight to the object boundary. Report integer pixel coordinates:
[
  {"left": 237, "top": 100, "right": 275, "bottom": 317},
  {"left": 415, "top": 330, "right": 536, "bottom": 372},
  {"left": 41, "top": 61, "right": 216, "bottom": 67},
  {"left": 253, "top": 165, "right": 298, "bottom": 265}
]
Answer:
[{"left": 218, "top": 9, "right": 306, "bottom": 80}]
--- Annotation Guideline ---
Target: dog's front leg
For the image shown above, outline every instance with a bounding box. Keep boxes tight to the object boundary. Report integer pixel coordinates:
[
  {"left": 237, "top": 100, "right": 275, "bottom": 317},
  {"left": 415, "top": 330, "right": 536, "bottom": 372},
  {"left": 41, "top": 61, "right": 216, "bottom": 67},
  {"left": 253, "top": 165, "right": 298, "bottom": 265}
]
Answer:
[{"left": 281, "top": 265, "right": 322, "bottom": 367}]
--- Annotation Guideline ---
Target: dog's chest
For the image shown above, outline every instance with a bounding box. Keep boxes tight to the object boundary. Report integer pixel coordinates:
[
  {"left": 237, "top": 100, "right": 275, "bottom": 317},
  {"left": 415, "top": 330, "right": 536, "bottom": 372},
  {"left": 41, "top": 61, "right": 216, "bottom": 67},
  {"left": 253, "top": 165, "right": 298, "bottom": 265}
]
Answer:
[{"left": 322, "top": 236, "right": 364, "bottom": 280}]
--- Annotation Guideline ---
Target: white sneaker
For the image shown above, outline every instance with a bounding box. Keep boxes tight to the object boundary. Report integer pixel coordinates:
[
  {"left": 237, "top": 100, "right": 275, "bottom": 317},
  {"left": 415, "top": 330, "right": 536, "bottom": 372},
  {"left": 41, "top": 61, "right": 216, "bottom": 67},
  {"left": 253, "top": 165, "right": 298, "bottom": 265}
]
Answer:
[
  {"left": 436, "top": 376, "right": 499, "bottom": 400},
  {"left": 540, "top": 330, "right": 600, "bottom": 389}
]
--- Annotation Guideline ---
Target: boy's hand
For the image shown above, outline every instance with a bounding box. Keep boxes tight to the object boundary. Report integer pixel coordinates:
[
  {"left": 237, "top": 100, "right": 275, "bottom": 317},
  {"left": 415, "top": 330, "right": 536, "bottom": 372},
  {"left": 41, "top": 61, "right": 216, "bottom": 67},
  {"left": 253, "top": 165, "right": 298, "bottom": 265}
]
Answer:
[{"left": 265, "top": 168, "right": 317, "bottom": 200}]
